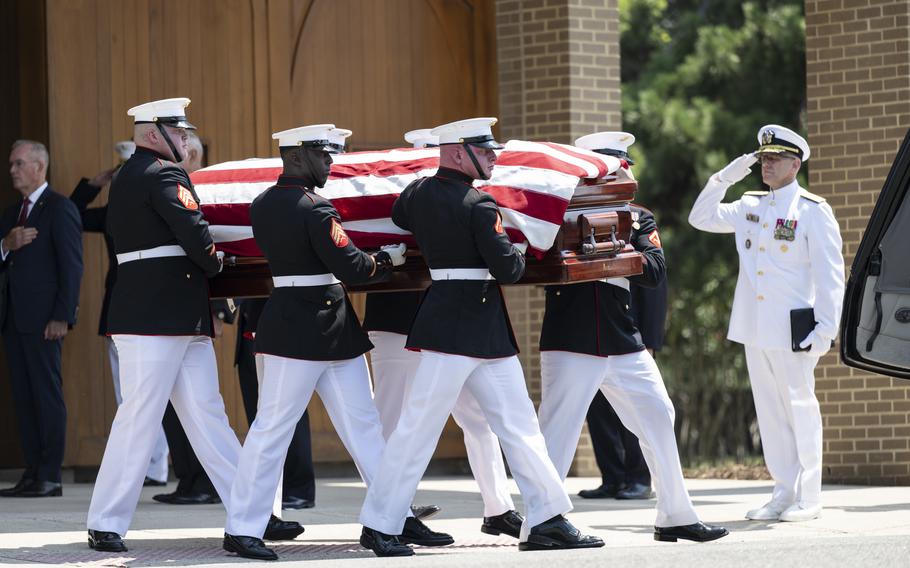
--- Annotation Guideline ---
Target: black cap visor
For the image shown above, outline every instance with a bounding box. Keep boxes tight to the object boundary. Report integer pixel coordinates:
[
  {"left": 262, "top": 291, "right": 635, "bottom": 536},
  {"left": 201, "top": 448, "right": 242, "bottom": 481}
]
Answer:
[
  {"left": 154, "top": 116, "right": 196, "bottom": 130},
  {"left": 458, "top": 134, "right": 504, "bottom": 150}
]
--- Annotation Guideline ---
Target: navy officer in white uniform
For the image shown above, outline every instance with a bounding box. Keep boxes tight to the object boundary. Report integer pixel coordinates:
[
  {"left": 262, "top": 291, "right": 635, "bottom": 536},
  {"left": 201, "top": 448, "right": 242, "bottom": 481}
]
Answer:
[
  {"left": 363, "top": 127, "right": 523, "bottom": 539},
  {"left": 688, "top": 125, "right": 845, "bottom": 522},
  {"left": 223, "top": 125, "right": 455, "bottom": 561},
  {"left": 359, "top": 117, "right": 603, "bottom": 557},
  {"left": 537, "top": 131, "right": 728, "bottom": 544},
  {"left": 87, "top": 98, "right": 300, "bottom": 552}
]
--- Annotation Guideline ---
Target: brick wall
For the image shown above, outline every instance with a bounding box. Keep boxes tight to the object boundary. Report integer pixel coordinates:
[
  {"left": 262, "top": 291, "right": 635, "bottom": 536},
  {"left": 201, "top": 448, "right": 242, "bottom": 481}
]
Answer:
[
  {"left": 495, "top": 0, "right": 622, "bottom": 476},
  {"left": 807, "top": 0, "right": 910, "bottom": 484}
]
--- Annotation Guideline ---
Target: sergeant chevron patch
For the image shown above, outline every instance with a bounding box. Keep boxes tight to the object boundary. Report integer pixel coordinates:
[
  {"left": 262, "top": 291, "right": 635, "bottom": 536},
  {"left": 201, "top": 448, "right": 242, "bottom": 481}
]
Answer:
[
  {"left": 177, "top": 185, "right": 198, "bottom": 210},
  {"left": 330, "top": 218, "right": 350, "bottom": 247},
  {"left": 649, "top": 230, "right": 662, "bottom": 248}
]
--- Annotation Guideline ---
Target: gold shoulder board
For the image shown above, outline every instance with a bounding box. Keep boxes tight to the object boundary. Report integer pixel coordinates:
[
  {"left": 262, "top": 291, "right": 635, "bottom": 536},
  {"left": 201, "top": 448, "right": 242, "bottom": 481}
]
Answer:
[{"left": 799, "top": 190, "right": 826, "bottom": 204}]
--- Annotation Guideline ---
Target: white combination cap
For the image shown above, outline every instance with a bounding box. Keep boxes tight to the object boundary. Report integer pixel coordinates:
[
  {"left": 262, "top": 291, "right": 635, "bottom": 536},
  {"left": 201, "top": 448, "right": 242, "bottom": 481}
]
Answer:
[
  {"left": 756, "top": 124, "right": 810, "bottom": 162},
  {"left": 574, "top": 131, "right": 636, "bottom": 164},
  {"left": 272, "top": 124, "right": 336, "bottom": 150},
  {"left": 327, "top": 128, "right": 352, "bottom": 154},
  {"left": 430, "top": 117, "right": 503, "bottom": 149},
  {"left": 127, "top": 97, "right": 195, "bottom": 129},
  {"left": 403, "top": 128, "right": 439, "bottom": 148}
]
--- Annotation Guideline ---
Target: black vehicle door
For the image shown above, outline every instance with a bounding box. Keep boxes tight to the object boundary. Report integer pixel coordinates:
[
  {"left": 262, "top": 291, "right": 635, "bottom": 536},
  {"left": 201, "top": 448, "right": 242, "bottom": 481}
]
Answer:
[{"left": 841, "top": 129, "right": 910, "bottom": 379}]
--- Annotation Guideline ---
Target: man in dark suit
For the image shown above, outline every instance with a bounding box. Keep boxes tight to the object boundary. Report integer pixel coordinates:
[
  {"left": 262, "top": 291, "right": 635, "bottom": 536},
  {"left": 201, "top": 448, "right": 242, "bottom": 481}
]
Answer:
[{"left": 0, "top": 139, "right": 82, "bottom": 498}]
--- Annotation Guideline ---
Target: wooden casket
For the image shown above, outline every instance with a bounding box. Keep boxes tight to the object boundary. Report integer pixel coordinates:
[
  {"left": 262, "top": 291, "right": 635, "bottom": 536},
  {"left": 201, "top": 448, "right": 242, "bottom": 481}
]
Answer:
[{"left": 195, "top": 142, "right": 643, "bottom": 299}]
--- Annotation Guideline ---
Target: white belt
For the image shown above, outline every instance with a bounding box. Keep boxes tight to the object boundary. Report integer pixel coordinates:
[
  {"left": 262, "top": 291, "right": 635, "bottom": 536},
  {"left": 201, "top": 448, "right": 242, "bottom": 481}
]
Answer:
[
  {"left": 599, "top": 277, "right": 630, "bottom": 291},
  {"left": 273, "top": 274, "right": 340, "bottom": 287},
  {"left": 116, "top": 245, "right": 187, "bottom": 264},
  {"left": 430, "top": 268, "right": 493, "bottom": 281}
]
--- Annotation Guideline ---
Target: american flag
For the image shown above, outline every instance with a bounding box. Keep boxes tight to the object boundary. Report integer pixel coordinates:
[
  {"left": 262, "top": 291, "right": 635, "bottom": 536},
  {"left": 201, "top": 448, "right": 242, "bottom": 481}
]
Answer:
[{"left": 192, "top": 140, "right": 619, "bottom": 260}]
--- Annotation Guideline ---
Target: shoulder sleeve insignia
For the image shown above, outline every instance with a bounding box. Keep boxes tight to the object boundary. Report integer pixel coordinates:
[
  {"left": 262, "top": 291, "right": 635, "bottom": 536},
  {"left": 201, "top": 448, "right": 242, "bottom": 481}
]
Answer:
[
  {"left": 799, "top": 190, "right": 826, "bottom": 204},
  {"left": 648, "top": 230, "right": 662, "bottom": 248},
  {"left": 177, "top": 184, "right": 199, "bottom": 210},
  {"left": 494, "top": 212, "right": 504, "bottom": 234},
  {"left": 330, "top": 218, "right": 350, "bottom": 247}
]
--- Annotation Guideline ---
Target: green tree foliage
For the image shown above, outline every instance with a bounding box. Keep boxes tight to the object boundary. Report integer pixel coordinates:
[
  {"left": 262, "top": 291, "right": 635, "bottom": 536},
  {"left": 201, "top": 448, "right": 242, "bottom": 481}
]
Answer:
[{"left": 620, "top": 0, "right": 806, "bottom": 464}]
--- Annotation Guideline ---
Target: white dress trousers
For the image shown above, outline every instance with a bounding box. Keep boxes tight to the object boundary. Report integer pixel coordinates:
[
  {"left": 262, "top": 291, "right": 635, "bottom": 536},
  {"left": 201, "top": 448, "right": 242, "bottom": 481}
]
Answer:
[
  {"left": 226, "top": 354, "right": 386, "bottom": 538},
  {"left": 360, "top": 351, "right": 571, "bottom": 539},
  {"left": 745, "top": 346, "right": 822, "bottom": 507},
  {"left": 539, "top": 349, "right": 699, "bottom": 528},
  {"left": 88, "top": 335, "right": 266, "bottom": 537},
  {"left": 106, "top": 337, "right": 169, "bottom": 483},
  {"left": 368, "top": 330, "right": 515, "bottom": 517}
]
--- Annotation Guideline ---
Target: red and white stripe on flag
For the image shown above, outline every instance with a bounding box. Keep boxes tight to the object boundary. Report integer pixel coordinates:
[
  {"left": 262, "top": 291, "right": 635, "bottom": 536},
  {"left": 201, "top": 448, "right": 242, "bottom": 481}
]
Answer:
[{"left": 192, "top": 140, "right": 620, "bottom": 259}]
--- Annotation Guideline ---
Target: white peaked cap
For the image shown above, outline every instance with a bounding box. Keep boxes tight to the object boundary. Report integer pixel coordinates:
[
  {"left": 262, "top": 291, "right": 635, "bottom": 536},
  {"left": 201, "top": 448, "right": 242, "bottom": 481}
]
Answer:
[
  {"left": 756, "top": 124, "right": 810, "bottom": 162},
  {"left": 575, "top": 131, "right": 636, "bottom": 153},
  {"left": 430, "top": 117, "right": 503, "bottom": 148},
  {"left": 404, "top": 128, "right": 438, "bottom": 148},
  {"left": 127, "top": 97, "right": 195, "bottom": 128},
  {"left": 272, "top": 124, "right": 336, "bottom": 149},
  {"left": 328, "top": 128, "right": 352, "bottom": 150}
]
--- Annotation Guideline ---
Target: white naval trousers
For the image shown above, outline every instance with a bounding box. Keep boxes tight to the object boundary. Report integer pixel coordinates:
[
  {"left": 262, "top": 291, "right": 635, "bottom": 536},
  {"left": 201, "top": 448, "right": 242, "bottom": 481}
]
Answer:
[
  {"left": 368, "top": 331, "right": 515, "bottom": 517},
  {"left": 88, "top": 335, "right": 252, "bottom": 537},
  {"left": 226, "top": 354, "right": 386, "bottom": 538},
  {"left": 360, "top": 351, "right": 571, "bottom": 538},
  {"left": 106, "top": 337, "right": 169, "bottom": 483},
  {"left": 744, "top": 346, "right": 822, "bottom": 507},
  {"left": 539, "top": 350, "right": 699, "bottom": 528}
]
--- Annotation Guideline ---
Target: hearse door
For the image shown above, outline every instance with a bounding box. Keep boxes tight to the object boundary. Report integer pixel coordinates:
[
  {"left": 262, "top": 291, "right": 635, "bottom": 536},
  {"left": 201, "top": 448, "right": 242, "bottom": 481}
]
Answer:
[{"left": 841, "top": 128, "right": 910, "bottom": 379}]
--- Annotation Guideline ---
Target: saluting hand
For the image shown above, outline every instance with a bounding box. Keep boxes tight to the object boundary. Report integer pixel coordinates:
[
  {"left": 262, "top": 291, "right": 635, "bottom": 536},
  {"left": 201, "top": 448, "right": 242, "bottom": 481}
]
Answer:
[
  {"left": 717, "top": 153, "right": 758, "bottom": 184},
  {"left": 44, "top": 320, "right": 68, "bottom": 340},
  {"left": 3, "top": 227, "right": 38, "bottom": 251}
]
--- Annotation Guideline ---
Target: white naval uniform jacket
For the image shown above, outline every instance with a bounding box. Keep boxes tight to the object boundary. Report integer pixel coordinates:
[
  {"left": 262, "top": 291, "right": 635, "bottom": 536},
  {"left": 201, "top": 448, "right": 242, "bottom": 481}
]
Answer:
[{"left": 689, "top": 177, "right": 845, "bottom": 350}]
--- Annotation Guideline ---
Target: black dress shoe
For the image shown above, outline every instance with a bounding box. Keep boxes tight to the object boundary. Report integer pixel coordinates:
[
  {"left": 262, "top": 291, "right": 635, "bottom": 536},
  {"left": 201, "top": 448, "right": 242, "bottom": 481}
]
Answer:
[
  {"left": 616, "top": 482, "right": 653, "bottom": 500},
  {"left": 263, "top": 515, "right": 305, "bottom": 541},
  {"left": 88, "top": 529, "right": 127, "bottom": 552},
  {"left": 481, "top": 509, "right": 524, "bottom": 539},
  {"left": 223, "top": 533, "right": 278, "bottom": 561},
  {"left": 410, "top": 504, "right": 441, "bottom": 520},
  {"left": 399, "top": 516, "right": 454, "bottom": 547},
  {"left": 20, "top": 480, "right": 62, "bottom": 497},
  {"left": 0, "top": 478, "right": 34, "bottom": 497},
  {"left": 143, "top": 477, "right": 167, "bottom": 487},
  {"left": 154, "top": 490, "right": 220, "bottom": 505},
  {"left": 519, "top": 515, "right": 604, "bottom": 551},
  {"left": 360, "top": 526, "right": 414, "bottom": 557},
  {"left": 577, "top": 483, "right": 620, "bottom": 499},
  {"left": 282, "top": 495, "right": 315, "bottom": 510},
  {"left": 654, "top": 521, "right": 729, "bottom": 543}
]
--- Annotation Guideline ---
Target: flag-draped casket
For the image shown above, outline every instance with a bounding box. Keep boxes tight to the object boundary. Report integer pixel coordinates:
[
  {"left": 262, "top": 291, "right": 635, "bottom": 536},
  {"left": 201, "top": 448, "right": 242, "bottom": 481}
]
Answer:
[{"left": 192, "top": 141, "right": 642, "bottom": 297}]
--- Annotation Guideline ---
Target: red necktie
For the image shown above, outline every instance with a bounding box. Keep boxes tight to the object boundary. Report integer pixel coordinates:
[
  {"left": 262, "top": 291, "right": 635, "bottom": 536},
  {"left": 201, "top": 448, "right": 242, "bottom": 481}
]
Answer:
[{"left": 16, "top": 198, "right": 30, "bottom": 227}]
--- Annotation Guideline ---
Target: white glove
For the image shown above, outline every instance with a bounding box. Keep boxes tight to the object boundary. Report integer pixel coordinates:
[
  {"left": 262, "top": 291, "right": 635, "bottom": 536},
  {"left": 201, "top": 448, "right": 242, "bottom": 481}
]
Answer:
[
  {"left": 380, "top": 243, "right": 407, "bottom": 267},
  {"left": 716, "top": 153, "right": 758, "bottom": 184},
  {"left": 513, "top": 241, "right": 529, "bottom": 255},
  {"left": 799, "top": 330, "right": 833, "bottom": 358},
  {"left": 215, "top": 250, "right": 225, "bottom": 273}
]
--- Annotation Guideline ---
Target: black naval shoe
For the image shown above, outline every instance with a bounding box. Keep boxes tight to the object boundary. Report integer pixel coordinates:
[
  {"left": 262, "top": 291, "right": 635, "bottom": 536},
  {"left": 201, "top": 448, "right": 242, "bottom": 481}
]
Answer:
[
  {"left": 399, "top": 516, "right": 455, "bottom": 547},
  {"left": 481, "top": 510, "right": 524, "bottom": 539},
  {"left": 577, "top": 483, "right": 621, "bottom": 499},
  {"left": 19, "top": 480, "right": 62, "bottom": 497},
  {"left": 223, "top": 533, "right": 278, "bottom": 561},
  {"left": 282, "top": 495, "right": 315, "bottom": 510},
  {"left": 143, "top": 476, "right": 167, "bottom": 487},
  {"left": 263, "top": 514, "right": 305, "bottom": 540},
  {"left": 615, "top": 482, "right": 653, "bottom": 500},
  {"left": 153, "top": 490, "right": 221, "bottom": 505},
  {"left": 410, "top": 504, "right": 441, "bottom": 520},
  {"left": 360, "top": 526, "right": 415, "bottom": 557},
  {"left": 654, "top": 521, "right": 729, "bottom": 543},
  {"left": 518, "top": 515, "right": 604, "bottom": 551},
  {"left": 0, "top": 478, "right": 33, "bottom": 497},
  {"left": 88, "top": 529, "right": 128, "bottom": 552}
]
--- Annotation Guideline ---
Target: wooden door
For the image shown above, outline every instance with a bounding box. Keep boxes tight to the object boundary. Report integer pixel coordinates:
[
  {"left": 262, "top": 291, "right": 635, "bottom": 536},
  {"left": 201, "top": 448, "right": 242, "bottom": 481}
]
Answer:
[{"left": 39, "top": 0, "right": 496, "bottom": 468}]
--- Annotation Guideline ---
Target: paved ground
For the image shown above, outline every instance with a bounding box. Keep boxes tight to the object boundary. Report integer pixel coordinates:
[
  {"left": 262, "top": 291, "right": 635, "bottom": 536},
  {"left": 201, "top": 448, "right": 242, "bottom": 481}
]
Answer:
[{"left": 0, "top": 476, "right": 909, "bottom": 567}]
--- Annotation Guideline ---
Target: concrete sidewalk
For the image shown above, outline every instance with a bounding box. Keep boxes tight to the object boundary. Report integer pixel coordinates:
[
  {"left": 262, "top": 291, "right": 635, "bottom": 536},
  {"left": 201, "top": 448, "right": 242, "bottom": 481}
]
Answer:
[{"left": 0, "top": 476, "right": 909, "bottom": 567}]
